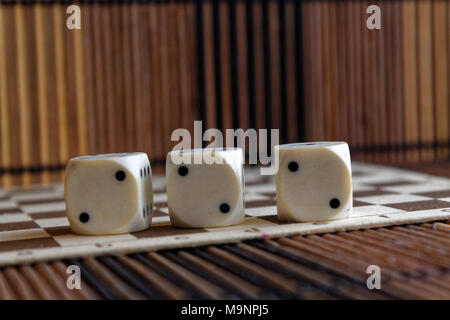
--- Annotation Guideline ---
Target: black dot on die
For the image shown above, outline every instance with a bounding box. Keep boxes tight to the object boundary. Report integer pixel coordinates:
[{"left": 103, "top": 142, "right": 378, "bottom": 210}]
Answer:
[
  {"left": 79, "top": 212, "right": 90, "bottom": 223},
  {"left": 288, "top": 161, "right": 299, "bottom": 172},
  {"left": 115, "top": 170, "right": 126, "bottom": 181},
  {"left": 219, "top": 203, "right": 230, "bottom": 214},
  {"left": 329, "top": 198, "right": 340, "bottom": 209},
  {"left": 178, "top": 166, "right": 188, "bottom": 176}
]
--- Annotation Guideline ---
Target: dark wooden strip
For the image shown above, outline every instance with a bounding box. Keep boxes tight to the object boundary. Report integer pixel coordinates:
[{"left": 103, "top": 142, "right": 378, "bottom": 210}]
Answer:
[
  {"left": 147, "top": 251, "right": 226, "bottom": 299},
  {"left": 238, "top": 242, "right": 387, "bottom": 300},
  {"left": 177, "top": 249, "right": 262, "bottom": 299},
  {"left": 162, "top": 251, "right": 242, "bottom": 299},
  {"left": 191, "top": 247, "right": 281, "bottom": 299},
  {"left": 117, "top": 255, "right": 188, "bottom": 299},
  {"left": 212, "top": 0, "right": 223, "bottom": 132},
  {"left": 132, "top": 253, "right": 203, "bottom": 299},
  {"left": 205, "top": 246, "right": 299, "bottom": 298},
  {"left": 195, "top": 0, "right": 206, "bottom": 127},
  {"left": 98, "top": 256, "right": 162, "bottom": 299},
  {"left": 65, "top": 258, "right": 117, "bottom": 300},
  {"left": 278, "top": 0, "right": 287, "bottom": 143}
]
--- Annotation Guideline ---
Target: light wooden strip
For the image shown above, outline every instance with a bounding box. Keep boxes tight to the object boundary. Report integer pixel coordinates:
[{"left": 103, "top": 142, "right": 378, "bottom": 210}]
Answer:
[
  {"left": 129, "top": 3, "right": 144, "bottom": 153},
  {"left": 402, "top": 0, "right": 420, "bottom": 162},
  {"left": 185, "top": 0, "right": 198, "bottom": 133},
  {"left": 92, "top": 4, "right": 106, "bottom": 154},
  {"left": 81, "top": 4, "right": 97, "bottom": 155},
  {"left": 362, "top": 0, "right": 376, "bottom": 162},
  {"left": 63, "top": 10, "right": 78, "bottom": 159},
  {"left": 102, "top": 5, "right": 116, "bottom": 153},
  {"left": 375, "top": 0, "right": 387, "bottom": 163},
  {"left": 34, "top": 4, "right": 50, "bottom": 184},
  {"left": 53, "top": 4, "right": 69, "bottom": 175},
  {"left": 433, "top": 0, "right": 449, "bottom": 159},
  {"left": 177, "top": 2, "right": 194, "bottom": 136},
  {"left": 24, "top": 6, "right": 41, "bottom": 184},
  {"left": 73, "top": 9, "right": 88, "bottom": 156},
  {"left": 391, "top": 1, "right": 405, "bottom": 162},
  {"left": 42, "top": 5, "right": 61, "bottom": 182},
  {"left": 417, "top": 0, "right": 435, "bottom": 162},
  {"left": 0, "top": 6, "right": 11, "bottom": 187},
  {"left": 110, "top": 4, "right": 125, "bottom": 153},
  {"left": 14, "top": 5, "right": 31, "bottom": 185},
  {"left": 383, "top": 0, "right": 395, "bottom": 163}
]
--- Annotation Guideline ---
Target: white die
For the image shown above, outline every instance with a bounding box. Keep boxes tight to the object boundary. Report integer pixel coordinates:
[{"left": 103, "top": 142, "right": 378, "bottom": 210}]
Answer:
[
  {"left": 275, "top": 142, "right": 352, "bottom": 222},
  {"left": 64, "top": 152, "right": 153, "bottom": 235},
  {"left": 166, "top": 148, "right": 245, "bottom": 228}
]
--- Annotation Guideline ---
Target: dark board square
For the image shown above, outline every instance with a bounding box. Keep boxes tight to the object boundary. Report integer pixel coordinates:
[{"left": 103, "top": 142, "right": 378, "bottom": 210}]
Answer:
[
  {"left": 0, "top": 208, "right": 22, "bottom": 214},
  {"left": 132, "top": 225, "right": 207, "bottom": 239},
  {"left": 258, "top": 215, "right": 288, "bottom": 225},
  {"left": 353, "top": 190, "right": 395, "bottom": 198},
  {"left": 155, "top": 202, "right": 168, "bottom": 208},
  {"left": 384, "top": 200, "right": 450, "bottom": 212},
  {"left": 352, "top": 171, "right": 368, "bottom": 177},
  {"left": 153, "top": 209, "right": 168, "bottom": 217},
  {"left": 0, "top": 221, "right": 40, "bottom": 232},
  {"left": 17, "top": 197, "right": 64, "bottom": 205},
  {"left": 260, "top": 192, "right": 276, "bottom": 198},
  {"left": 29, "top": 211, "right": 67, "bottom": 219},
  {"left": 367, "top": 180, "right": 419, "bottom": 188},
  {"left": 414, "top": 190, "right": 450, "bottom": 199},
  {"left": 353, "top": 200, "right": 371, "bottom": 207},
  {"left": 44, "top": 226, "right": 73, "bottom": 237},
  {"left": 245, "top": 199, "right": 277, "bottom": 209},
  {"left": 0, "top": 237, "right": 61, "bottom": 253}
]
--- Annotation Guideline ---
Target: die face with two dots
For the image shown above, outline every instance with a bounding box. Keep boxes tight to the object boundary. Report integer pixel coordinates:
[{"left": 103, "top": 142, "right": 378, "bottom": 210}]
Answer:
[
  {"left": 275, "top": 142, "right": 352, "bottom": 222},
  {"left": 166, "top": 148, "right": 245, "bottom": 228},
  {"left": 64, "top": 152, "right": 154, "bottom": 235}
]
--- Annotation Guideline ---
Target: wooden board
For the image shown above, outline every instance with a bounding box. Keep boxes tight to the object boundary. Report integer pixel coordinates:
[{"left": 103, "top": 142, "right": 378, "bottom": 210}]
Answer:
[{"left": 0, "top": 162, "right": 449, "bottom": 267}]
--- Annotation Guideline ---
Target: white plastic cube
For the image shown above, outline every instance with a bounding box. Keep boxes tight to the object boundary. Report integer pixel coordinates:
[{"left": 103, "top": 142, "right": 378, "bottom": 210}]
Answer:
[
  {"left": 166, "top": 148, "right": 245, "bottom": 228},
  {"left": 275, "top": 142, "right": 352, "bottom": 222},
  {"left": 65, "top": 152, "right": 153, "bottom": 235}
]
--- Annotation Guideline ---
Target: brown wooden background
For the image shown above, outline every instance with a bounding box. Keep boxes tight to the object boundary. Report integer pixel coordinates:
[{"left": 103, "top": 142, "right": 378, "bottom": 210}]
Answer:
[{"left": 0, "top": 0, "right": 449, "bottom": 186}]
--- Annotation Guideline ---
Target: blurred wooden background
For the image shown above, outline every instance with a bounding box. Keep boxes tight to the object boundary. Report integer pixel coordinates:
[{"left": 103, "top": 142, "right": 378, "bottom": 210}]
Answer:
[{"left": 0, "top": 0, "right": 449, "bottom": 186}]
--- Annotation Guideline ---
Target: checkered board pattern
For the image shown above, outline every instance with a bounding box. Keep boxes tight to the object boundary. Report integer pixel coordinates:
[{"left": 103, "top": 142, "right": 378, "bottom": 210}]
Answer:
[{"left": 0, "top": 162, "right": 449, "bottom": 267}]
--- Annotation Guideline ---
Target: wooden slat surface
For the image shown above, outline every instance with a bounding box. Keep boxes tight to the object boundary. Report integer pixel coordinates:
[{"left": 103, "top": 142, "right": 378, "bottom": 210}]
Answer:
[{"left": 0, "top": 221, "right": 448, "bottom": 300}]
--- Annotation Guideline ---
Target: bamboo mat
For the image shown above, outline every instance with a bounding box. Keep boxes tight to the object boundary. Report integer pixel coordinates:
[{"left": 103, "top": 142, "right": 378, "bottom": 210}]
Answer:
[
  {"left": 1, "top": 0, "right": 449, "bottom": 188},
  {"left": 0, "top": 162, "right": 449, "bottom": 267},
  {"left": 0, "top": 221, "right": 449, "bottom": 299}
]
